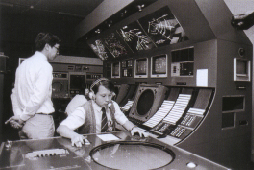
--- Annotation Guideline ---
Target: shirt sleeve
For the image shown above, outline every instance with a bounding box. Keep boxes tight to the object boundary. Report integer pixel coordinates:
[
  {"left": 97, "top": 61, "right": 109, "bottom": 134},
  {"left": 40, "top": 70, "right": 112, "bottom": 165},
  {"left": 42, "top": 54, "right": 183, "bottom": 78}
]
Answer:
[
  {"left": 112, "top": 101, "right": 129, "bottom": 125},
  {"left": 65, "top": 95, "right": 87, "bottom": 115},
  {"left": 20, "top": 63, "right": 53, "bottom": 121},
  {"left": 60, "top": 107, "right": 86, "bottom": 130},
  {"left": 10, "top": 88, "right": 22, "bottom": 116}
]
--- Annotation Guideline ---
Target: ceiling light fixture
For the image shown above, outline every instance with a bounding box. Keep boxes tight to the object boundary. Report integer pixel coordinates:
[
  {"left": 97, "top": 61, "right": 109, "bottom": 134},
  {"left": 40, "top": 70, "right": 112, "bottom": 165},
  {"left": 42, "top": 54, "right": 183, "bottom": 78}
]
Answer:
[{"left": 137, "top": 4, "right": 145, "bottom": 12}]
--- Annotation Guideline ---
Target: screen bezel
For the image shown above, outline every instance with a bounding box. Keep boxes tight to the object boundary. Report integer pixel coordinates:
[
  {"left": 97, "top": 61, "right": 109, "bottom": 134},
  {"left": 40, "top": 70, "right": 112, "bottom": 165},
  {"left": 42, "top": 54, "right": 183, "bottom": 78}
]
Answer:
[{"left": 151, "top": 54, "right": 167, "bottom": 78}]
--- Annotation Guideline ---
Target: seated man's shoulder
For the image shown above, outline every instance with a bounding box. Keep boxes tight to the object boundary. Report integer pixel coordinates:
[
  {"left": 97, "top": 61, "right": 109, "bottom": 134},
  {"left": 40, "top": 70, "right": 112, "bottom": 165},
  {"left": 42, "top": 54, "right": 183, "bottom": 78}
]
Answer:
[{"left": 65, "top": 95, "right": 87, "bottom": 115}]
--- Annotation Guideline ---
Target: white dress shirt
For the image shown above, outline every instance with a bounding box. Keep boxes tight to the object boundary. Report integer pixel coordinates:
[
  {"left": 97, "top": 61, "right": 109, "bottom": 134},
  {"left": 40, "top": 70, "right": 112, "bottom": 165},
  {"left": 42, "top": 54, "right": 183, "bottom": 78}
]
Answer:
[
  {"left": 65, "top": 95, "right": 87, "bottom": 115},
  {"left": 11, "top": 51, "right": 55, "bottom": 121},
  {"left": 60, "top": 100, "right": 129, "bottom": 133}
]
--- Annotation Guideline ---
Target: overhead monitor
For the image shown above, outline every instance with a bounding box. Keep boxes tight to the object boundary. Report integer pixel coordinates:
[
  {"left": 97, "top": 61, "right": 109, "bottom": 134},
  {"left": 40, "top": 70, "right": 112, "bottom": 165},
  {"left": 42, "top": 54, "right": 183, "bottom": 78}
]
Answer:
[
  {"left": 89, "top": 39, "right": 110, "bottom": 61},
  {"left": 151, "top": 54, "right": 167, "bottom": 78},
  {"left": 138, "top": 6, "right": 188, "bottom": 47},
  {"left": 103, "top": 32, "right": 129, "bottom": 58},
  {"left": 134, "top": 58, "right": 148, "bottom": 78},
  {"left": 117, "top": 21, "right": 156, "bottom": 52}
]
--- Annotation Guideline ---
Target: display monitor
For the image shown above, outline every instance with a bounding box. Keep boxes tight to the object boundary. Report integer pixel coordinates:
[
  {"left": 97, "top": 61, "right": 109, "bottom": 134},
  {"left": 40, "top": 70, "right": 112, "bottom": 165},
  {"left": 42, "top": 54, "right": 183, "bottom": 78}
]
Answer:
[
  {"left": 69, "top": 72, "right": 86, "bottom": 97},
  {"left": 52, "top": 72, "right": 69, "bottom": 99},
  {"left": 118, "top": 21, "right": 156, "bottom": 52},
  {"left": 151, "top": 54, "right": 167, "bottom": 78},
  {"left": 111, "top": 61, "right": 120, "bottom": 78},
  {"left": 129, "top": 84, "right": 167, "bottom": 122},
  {"left": 134, "top": 58, "right": 148, "bottom": 78},
  {"left": 103, "top": 32, "right": 129, "bottom": 58},
  {"left": 89, "top": 39, "right": 110, "bottom": 61},
  {"left": 138, "top": 6, "right": 188, "bottom": 47},
  {"left": 234, "top": 58, "right": 251, "bottom": 81}
]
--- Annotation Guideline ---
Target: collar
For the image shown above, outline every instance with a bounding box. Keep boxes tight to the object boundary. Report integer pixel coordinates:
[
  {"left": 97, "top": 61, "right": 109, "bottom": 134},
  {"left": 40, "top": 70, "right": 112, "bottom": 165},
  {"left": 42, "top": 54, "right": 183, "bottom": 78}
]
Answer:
[
  {"left": 34, "top": 51, "right": 48, "bottom": 61},
  {"left": 92, "top": 100, "right": 112, "bottom": 112},
  {"left": 92, "top": 100, "right": 103, "bottom": 113}
]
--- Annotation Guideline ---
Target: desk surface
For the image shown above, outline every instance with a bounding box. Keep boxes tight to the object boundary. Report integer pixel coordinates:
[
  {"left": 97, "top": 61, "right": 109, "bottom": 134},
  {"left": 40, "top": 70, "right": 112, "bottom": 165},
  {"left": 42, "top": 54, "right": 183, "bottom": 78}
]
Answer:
[{"left": 0, "top": 131, "right": 230, "bottom": 170}]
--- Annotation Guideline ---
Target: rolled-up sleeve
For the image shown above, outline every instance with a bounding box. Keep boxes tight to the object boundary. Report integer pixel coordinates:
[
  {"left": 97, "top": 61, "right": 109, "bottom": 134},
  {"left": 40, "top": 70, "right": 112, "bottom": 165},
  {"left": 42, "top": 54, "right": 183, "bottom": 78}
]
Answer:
[
  {"left": 60, "top": 107, "right": 86, "bottom": 130},
  {"left": 112, "top": 101, "right": 129, "bottom": 125}
]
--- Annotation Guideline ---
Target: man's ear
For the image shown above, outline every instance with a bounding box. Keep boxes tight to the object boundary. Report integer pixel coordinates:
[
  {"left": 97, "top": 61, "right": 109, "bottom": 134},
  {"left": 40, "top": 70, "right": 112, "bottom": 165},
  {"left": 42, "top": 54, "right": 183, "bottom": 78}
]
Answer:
[
  {"left": 44, "top": 43, "right": 50, "bottom": 51},
  {"left": 88, "top": 91, "right": 95, "bottom": 100}
]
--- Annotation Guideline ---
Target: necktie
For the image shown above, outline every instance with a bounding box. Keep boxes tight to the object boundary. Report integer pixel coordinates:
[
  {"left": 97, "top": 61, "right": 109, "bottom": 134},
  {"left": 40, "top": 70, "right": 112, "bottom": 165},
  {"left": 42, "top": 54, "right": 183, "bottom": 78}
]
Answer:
[{"left": 101, "top": 107, "right": 108, "bottom": 132}]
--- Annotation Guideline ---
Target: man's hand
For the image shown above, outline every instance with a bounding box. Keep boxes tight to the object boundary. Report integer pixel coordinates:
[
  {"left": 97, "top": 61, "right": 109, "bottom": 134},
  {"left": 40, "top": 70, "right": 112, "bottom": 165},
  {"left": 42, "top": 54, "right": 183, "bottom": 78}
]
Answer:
[
  {"left": 5, "top": 115, "right": 24, "bottom": 129},
  {"left": 131, "top": 127, "right": 148, "bottom": 137},
  {"left": 71, "top": 134, "right": 86, "bottom": 147}
]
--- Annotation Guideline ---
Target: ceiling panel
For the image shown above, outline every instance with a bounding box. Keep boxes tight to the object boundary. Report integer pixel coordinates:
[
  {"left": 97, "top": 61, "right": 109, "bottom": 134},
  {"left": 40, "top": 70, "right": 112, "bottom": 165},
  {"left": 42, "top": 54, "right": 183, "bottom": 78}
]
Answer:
[{"left": 0, "top": 0, "right": 104, "bottom": 17}]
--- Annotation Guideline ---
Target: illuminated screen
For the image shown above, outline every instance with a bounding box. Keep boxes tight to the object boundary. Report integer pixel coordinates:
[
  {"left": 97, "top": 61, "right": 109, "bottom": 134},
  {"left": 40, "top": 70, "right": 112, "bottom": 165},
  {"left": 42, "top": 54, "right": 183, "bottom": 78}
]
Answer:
[
  {"left": 135, "top": 58, "right": 147, "bottom": 75},
  {"left": 237, "top": 60, "right": 247, "bottom": 74},
  {"left": 152, "top": 55, "right": 167, "bottom": 74},
  {"left": 103, "top": 32, "right": 129, "bottom": 58},
  {"left": 138, "top": 6, "right": 188, "bottom": 47},
  {"left": 112, "top": 62, "right": 120, "bottom": 76},
  {"left": 70, "top": 75, "right": 85, "bottom": 89},
  {"left": 136, "top": 89, "right": 154, "bottom": 115},
  {"left": 118, "top": 21, "right": 156, "bottom": 52},
  {"left": 89, "top": 39, "right": 109, "bottom": 60},
  {"left": 90, "top": 141, "right": 175, "bottom": 170}
]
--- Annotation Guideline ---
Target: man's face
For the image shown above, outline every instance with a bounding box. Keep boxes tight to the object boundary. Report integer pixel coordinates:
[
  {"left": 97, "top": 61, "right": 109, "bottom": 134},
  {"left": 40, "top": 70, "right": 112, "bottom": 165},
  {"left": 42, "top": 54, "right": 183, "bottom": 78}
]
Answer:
[
  {"left": 94, "top": 85, "right": 113, "bottom": 107},
  {"left": 48, "top": 43, "right": 60, "bottom": 61}
]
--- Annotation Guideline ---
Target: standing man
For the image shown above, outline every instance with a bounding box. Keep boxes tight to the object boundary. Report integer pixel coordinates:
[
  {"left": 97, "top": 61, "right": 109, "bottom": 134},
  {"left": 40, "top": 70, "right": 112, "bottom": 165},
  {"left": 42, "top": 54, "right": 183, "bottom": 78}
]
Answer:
[{"left": 5, "top": 33, "right": 61, "bottom": 139}]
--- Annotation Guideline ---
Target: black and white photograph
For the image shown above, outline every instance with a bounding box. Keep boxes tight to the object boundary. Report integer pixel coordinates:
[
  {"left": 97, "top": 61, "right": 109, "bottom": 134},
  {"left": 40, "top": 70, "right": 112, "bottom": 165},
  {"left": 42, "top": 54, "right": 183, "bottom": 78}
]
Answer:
[{"left": 0, "top": 0, "right": 254, "bottom": 169}]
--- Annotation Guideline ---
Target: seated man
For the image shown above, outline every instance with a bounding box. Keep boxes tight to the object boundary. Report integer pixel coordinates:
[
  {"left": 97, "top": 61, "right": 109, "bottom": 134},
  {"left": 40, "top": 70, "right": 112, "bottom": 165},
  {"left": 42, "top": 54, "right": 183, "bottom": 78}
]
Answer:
[{"left": 57, "top": 78, "right": 145, "bottom": 147}]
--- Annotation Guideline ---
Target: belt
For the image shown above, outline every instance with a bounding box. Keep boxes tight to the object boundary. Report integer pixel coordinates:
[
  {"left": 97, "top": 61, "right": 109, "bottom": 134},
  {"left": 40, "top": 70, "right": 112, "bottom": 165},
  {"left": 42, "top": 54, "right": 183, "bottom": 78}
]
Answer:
[{"left": 36, "top": 113, "right": 53, "bottom": 115}]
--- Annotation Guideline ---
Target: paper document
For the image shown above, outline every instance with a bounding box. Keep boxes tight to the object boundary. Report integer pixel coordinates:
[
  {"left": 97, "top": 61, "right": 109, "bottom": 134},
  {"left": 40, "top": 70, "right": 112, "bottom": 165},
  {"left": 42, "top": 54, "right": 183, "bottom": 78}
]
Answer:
[{"left": 97, "top": 134, "right": 120, "bottom": 141}]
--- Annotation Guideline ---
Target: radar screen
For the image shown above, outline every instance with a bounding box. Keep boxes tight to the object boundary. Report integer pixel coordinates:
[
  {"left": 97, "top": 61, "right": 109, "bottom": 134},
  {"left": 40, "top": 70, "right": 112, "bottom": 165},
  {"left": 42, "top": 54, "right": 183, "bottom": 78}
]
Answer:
[
  {"left": 103, "top": 32, "right": 130, "bottom": 58},
  {"left": 129, "top": 84, "right": 167, "bottom": 123},
  {"left": 90, "top": 141, "right": 175, "bottom": 170},
  {"left": 138, "top": 6, "right": 188, "bottom": 47},
  {"left": 89, "top": 39, "right": 111, "bottom": 60},
  {"left": 117, "top": 21, "right": 157, "bottom": 52}
]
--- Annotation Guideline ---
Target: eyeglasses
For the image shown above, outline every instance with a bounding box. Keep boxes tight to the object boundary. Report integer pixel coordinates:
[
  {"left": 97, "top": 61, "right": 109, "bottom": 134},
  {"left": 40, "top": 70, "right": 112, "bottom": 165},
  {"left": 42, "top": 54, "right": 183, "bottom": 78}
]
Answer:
[{"left": 53, "top": 46, "right": 60, "bottom": 52}]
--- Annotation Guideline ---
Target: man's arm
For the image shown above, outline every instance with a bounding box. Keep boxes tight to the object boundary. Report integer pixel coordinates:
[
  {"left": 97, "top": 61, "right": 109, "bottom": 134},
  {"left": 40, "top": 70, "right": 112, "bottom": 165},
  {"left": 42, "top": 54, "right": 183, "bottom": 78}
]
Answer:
[
  {"left": 10, "top": 88, "right": 23, "bottom": 116},
  {"left": 8, "top": 87, "right": 24, "bottom": 129},
  {"left": 57, "top": 107, "right": 86, "bottom": 147},
  {"left": 57, "top": 125, "right": 86, "bottom": 147},
  {"left": 113, "top": 101, "right": 148, "bottom": 137}
]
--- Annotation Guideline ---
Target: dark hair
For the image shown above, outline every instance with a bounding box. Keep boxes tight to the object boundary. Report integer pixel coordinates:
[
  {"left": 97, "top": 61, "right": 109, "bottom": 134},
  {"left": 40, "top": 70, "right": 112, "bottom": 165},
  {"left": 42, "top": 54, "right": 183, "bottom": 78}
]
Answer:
[
  {"left": 91, "top": 78, "right": 114, "bottom": 94},
  {"left": 35, "top": 33, "right": 61, "bottom": 51}
]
